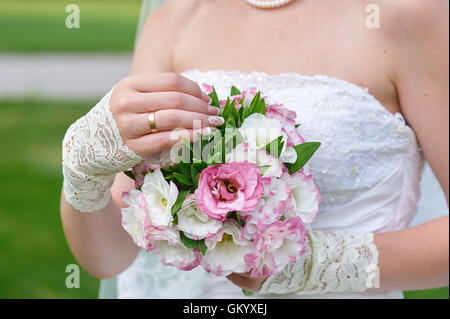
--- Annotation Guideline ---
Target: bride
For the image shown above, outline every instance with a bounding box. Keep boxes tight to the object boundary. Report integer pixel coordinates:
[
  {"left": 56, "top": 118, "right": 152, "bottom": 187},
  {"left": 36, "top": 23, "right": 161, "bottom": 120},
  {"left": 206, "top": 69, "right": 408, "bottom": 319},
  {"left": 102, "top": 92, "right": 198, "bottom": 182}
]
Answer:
[{"left": 60, "top": 0, "right": 449, "bottom": 298}]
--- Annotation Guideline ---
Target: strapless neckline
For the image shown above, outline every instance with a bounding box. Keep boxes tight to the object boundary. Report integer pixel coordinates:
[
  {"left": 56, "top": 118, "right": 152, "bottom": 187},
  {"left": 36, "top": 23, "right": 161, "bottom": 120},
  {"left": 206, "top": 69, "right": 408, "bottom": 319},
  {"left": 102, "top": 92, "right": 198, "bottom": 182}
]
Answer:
[{"left": 181, "top": 68, "right": 417, "bottom": 140}]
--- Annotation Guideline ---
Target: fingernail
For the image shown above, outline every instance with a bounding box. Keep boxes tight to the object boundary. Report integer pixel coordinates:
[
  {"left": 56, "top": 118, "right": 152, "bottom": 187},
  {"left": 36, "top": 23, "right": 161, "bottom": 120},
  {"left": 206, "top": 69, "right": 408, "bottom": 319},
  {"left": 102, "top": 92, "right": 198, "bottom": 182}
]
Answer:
[
  {"left": 208, "top": 106, "right": 220, "bottom": 115},
  {"left": 208, "top": 116, "right": 224, "bottom": 126}
]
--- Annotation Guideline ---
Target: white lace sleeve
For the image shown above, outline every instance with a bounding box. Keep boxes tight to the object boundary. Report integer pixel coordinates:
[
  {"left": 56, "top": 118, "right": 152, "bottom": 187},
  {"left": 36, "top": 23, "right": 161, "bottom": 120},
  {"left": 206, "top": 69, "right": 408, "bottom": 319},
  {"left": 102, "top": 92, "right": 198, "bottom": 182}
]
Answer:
[
  {"left": 62, "top": 89, "right": 144, "bottom": 213},
  {"left": 259, "top": 230, "right": 379, "bottom": 294}
]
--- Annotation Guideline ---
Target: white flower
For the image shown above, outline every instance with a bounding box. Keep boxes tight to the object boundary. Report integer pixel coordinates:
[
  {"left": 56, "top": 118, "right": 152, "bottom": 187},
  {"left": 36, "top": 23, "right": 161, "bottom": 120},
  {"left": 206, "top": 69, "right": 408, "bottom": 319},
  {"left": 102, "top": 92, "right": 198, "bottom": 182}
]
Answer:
[
  {"left": 202, "top": 220, "right": 252, "bottom": 276},
  {"left": 225, "top": 143, "right": 283, "bottom": 178},
  {"left": 176, "top": 195, "right": 222, "bottom": 240},
  {"left": 121, "top": 189, "right": 150, "bottom": 248},
  {"left": 141, "top": 168, "right": 178, "bottom": 228},
  {"left": 239, "top": 113, "right": 297, "bottom": 164},
  {"left": 282, "top": 172, "right": 320, "bottom": 223},
  {"left": 150, "top": 227, "right": 201, "bottom": 271}
]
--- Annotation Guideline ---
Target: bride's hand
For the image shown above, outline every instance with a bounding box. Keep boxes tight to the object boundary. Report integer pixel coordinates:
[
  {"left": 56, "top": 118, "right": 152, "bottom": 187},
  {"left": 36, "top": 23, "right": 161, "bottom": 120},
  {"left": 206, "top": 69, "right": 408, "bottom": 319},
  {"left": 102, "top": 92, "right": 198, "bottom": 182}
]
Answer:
[
  {"left": 226, "top": 272, "right": 268, "bottom": 293},
  {"left": 62, "top": 72, "right": 223, "bottom": 213},
  {"left": 110, "top": 73, "right": 223, "bottom": 158}
]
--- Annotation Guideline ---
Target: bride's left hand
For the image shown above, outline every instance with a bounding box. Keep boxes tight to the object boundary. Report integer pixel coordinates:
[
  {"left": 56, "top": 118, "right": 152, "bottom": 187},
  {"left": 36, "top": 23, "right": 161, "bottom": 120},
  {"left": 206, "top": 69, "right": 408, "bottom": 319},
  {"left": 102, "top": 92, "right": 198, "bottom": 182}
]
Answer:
[{"left": 226, "top": 272, "right": 269, "bottom": 293}]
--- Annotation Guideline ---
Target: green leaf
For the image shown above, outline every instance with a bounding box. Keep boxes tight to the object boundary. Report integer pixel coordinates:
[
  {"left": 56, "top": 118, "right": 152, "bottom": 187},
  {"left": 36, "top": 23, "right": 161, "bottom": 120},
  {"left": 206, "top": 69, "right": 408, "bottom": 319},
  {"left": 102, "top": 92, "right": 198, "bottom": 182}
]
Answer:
[
  {"left": 207, "top": 151, "right": 222, "bottom": 164},
  {"left": 178, "top": 162, "right": 191, "bottom": 176},
  {"left": 230, "top": 100, "right": 240, "bottom": 124},
  {"left": 210, "top": 135, "right": 226, "bottom": 164},
  {"left": 173, "top": 172, "right": 193, "bottom": 186},
  {"left": 238, "top": 105, "right": 245, "bottom": 126},
  {"left": 285, "top": 142, "right": 321, "bottom": 175},
  {"left": 172, "top": 214, "right": 178, "bottom": 225},
  {"left": 253, "top": 98, "right": 266, "bottom": 115},
  {"left": 230, "top": 85, "right": 241, "bottom": 96},
  {"left": 197, "top": 240, "right": 207, "bottom": 256},
  {"left": 242, "top": 289, "right": 255, "bottom": 296},
  {"left": 171, "top": 189, "right": 190, "bottom": 215},
  {"left": 191, "top": 165, "right": 200, "bottom": 186},
  {"left": 221, "top": 97, "right": 233, "bottom": 119},
  {"left": 247, "top": 91, "right": 261, "bottom": 116},
  {"left": 193, "top": 161, "right": 208, "bottom": 172},
  {"left": 180, "top": 231, "right": 198, "bottom": 249},
  {"left": 262, "top": 136, "right": 284, "bottom": 158},
  {"left": 124, "top": 170, "right": 135, "bottom": 180},
  {"left": 209, "top": 87, "right": 220, "bottom": 108},
  {"left": 295, "top": 124, "right": 301, "bottom": 128}
]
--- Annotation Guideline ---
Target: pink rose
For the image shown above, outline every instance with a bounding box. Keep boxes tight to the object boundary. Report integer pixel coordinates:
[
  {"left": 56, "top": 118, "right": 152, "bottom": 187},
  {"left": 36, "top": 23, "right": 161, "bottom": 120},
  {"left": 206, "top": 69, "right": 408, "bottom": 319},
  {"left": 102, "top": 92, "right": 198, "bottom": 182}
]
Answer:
[{"left": 194, "top": 162, "right": 264, "bottom": 220}]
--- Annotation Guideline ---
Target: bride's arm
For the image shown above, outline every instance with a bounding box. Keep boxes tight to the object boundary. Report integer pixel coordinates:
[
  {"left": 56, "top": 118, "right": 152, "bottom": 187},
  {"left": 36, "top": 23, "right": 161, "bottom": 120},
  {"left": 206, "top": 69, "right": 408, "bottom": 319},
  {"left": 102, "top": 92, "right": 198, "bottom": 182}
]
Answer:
[
  {"left": 375, "top": 0, "right": 449, "bottom": 291},
  {"left": 229, "top": 1, "right": 449, "bottom": 293},
  {"left": 60, "top": 1, "right": 216, "bottom": 279}
]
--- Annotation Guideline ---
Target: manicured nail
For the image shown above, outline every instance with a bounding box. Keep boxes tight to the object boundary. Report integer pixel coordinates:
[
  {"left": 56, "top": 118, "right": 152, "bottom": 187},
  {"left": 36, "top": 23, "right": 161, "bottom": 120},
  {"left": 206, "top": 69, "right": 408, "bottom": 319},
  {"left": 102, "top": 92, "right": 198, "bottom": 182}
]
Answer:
[
  {"left": 208, "top": 116, "right": 224, "bottom": 126},
  {"left": 208, "top": 106, "right": 220, "bottom": 115}
]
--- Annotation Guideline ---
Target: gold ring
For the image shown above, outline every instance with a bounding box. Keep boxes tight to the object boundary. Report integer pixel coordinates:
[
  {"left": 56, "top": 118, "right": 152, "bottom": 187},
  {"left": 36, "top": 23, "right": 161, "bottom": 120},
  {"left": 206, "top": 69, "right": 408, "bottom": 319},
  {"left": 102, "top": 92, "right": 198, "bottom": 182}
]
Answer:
[{"left": 148, "top": 112, "right": 158, "bottom": 133}]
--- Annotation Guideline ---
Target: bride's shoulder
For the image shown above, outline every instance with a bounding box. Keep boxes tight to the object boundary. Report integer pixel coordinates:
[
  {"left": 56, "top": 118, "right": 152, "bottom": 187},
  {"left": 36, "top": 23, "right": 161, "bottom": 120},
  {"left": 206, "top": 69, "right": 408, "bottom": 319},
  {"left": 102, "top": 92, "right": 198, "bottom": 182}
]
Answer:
[
  {"left": 152, "top": 0, "right": 210, "bottom": 23},
  {"left": 374, "top": 0, "right": 448, "bottom": 37}
]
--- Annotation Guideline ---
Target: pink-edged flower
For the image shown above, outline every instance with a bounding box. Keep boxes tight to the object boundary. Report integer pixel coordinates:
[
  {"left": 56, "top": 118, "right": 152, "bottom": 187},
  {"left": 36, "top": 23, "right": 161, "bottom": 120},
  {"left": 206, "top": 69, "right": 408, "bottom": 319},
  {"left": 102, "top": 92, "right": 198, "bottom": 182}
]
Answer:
[
  {"left": 148, "top": 227, "right": 202, "bottom": 271},
  {"left": 121, "top": 189, "right": 150, "bottom": 248},
  {"left": 241, "top": 178, "right": 291, "bottom": 240},
  {"left": 194, "top": 162, "right": 264, "bottom": 220},
  {"left": 266, "top": 102, "right": 297, "bottom": 125},
  {"left": 131, "top": 150, "right": 171, "bottom": 188},
  {"left": 265, "top": 102, "right": 305, "bottom": 147},
  {"left": 282, "top": 170, "right": 321, "bottom": 223},
  {"left": 202, "top": 83, "right": 214, "bottom": 94},
  {"left": 121, "top": 186, "right": 177, "bottom": 249},
  {"left": 202, "top": 220, "right": 253, "bottom": 276},
  {"left": 176, "top": 195, "right": 223, "bottom": 240},
  {"left": 244, "top": 217, "right": 308, "bottom": 277}
]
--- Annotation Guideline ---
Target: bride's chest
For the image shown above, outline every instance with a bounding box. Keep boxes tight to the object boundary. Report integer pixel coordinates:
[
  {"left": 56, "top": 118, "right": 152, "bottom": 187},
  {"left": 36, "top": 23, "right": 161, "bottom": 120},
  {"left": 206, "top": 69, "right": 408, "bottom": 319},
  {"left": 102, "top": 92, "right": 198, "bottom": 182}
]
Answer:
[{"left": 172, "top": 3, "right": 399, "bottom": 115}]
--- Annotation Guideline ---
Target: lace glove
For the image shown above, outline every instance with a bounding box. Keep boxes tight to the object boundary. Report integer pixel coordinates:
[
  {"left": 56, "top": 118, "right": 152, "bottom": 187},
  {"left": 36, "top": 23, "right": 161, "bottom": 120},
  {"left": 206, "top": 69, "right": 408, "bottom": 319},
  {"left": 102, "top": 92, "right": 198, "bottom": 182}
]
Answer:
[
  {"left": 259, "top": 229, "right": 379, "bottom": 294},
  {"left": 62, "top": 89, "right": 144, "bottom": 213}
]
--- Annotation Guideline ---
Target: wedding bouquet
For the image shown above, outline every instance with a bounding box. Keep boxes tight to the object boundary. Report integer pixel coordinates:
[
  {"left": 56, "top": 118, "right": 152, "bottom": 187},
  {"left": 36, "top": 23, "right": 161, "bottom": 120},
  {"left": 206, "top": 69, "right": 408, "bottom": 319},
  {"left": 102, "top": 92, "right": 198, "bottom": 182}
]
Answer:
[{"left": 121, "top": 84, "right": 321, "bottom": 279}]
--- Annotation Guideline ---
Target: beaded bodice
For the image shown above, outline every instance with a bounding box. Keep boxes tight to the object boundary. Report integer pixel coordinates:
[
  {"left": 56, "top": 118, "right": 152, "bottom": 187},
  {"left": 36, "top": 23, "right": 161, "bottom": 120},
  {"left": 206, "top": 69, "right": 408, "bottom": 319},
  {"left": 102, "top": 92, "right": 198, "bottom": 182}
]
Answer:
[{"left": 182, "top": 70, "right": 424, "bottom": 232}]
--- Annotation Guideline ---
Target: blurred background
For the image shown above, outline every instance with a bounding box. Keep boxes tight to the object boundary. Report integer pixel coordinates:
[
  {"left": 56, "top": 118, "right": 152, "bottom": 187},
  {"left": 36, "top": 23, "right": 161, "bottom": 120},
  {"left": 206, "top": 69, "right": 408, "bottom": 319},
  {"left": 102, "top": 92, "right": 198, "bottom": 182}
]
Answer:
[{"left": 0, "top": 0, "right": 448, "bottom": 298}]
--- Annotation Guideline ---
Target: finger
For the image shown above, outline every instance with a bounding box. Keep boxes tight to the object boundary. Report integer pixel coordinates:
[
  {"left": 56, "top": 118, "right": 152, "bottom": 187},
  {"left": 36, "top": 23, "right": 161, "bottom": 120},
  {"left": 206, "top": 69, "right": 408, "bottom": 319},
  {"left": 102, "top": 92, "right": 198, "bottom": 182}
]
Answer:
[
  {"left": 126, "top": 73, "right": 210, "bottom": 102},
  {"left": 127, "top": 127, "right": 213, "bottom": 158},
  {"left": 226, "top": 273, "right": 253, "bottom": 291},
  {"left": 124, "top": 110, "right": 223, "bottom": 138},
  {"left": 153, "top": 109, "right": 224, "bottom": 133},
  {"left": 129, "top": 92, "right": 219, "bottom": 115}
]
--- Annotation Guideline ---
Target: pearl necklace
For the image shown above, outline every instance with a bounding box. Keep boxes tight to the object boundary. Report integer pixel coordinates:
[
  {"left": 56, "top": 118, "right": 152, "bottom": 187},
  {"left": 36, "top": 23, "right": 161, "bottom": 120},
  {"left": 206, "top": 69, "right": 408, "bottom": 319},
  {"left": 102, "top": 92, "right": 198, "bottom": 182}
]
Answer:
[{"left": 244, "top": 0, "right": 296, "bottom": 9}]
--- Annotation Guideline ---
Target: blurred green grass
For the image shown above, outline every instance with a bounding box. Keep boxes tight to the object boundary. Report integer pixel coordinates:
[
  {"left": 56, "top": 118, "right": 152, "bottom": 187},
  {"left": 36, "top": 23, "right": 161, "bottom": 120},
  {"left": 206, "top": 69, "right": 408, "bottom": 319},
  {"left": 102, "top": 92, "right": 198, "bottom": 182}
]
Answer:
[
  {"left": 0, "top": 0, "right": 141, "bottom": 52},
  {"left": 0, "top": 99, "right": 448, "bottom": 298},
  {"left": 0, "top": 98, "right": 98, "bottom": 298}
]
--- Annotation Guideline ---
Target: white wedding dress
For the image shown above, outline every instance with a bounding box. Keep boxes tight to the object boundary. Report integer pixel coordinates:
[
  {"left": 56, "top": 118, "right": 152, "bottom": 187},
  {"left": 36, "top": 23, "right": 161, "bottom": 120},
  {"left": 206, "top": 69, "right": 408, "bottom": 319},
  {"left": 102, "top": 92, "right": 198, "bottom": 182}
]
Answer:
[{"left": 98, "top": 69, "right": 434, "bottom": 299}]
